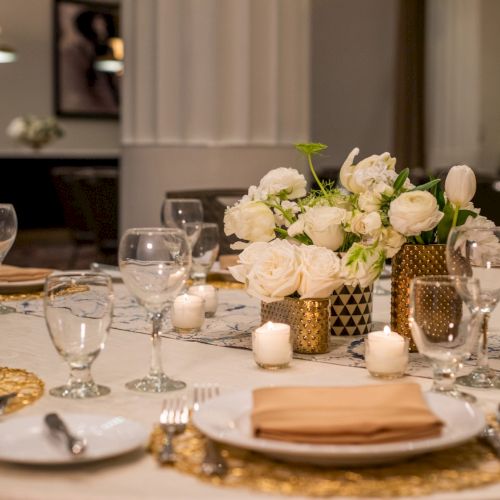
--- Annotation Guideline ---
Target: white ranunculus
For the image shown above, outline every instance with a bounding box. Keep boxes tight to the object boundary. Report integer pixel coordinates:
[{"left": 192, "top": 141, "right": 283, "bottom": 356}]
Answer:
[
  {"left": 257, "top": 167, "right": 307, "bottom": 200},
  {"left": 378, "top": 227, "right": 406, "bottom": 258},
  {"left": 288, "top": 205, "right": 346, "bottom": 251},
  {"left": 245, "top": 239, "right": 301, "bottom": 302},
  {"left": 273, "top": 200, "right": 300, "bottom": 227},
  {"left": 388, "top": 191, "right": 444, "bottom": 237},
  {"left": 6, "top": 117, "right": 26, "bottom": 139},
  {"left": 445, "top": 165, "right": 477, "bottom": 208},
  {"left": 342, "top": 243, "right": 385, "bottom": 288},
  {"left": 339, "top": 148, "right": 398, "bottom": 194},
  {"left": 297, "top": 245, "right": 344, "bottom": 298},
  {"left": 224, "top": 200, "right": 276, "bottom": 243},
  {"left": 350, "top": 212, "right": 382, "bottom": 236}
]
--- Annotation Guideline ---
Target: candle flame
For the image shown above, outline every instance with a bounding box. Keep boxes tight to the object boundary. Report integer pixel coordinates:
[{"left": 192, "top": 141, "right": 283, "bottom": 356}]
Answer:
[{"left": 383, "top": 325, "right": 391, "bottom": 335}]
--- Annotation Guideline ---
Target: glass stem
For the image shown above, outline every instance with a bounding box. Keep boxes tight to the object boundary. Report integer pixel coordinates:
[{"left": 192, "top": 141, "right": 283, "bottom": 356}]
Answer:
[
  {"left": 68, "top": 365, "right": 93, "bottom": 387},
  {"left": 476, "top": 312, "right": 490, "bottom": 371},
  {"left": 149, "top": 312, "right": 164, "bottom": 378},
  {"left": 431, "top": 360, "right": 457, "bottom": 393}
]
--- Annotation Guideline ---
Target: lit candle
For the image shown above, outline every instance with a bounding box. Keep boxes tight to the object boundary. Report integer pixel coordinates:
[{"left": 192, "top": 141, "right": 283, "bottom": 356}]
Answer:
[
  {"left": 171, "top": 294, "right": 205, "bottom": 333},
  {"left": 188, "top": 284, "right": 218, "bottom": 317},
  {"left": 365, "top": 325, "right": 409, "bottom": 378},
  {"left": 252, "top": 321, "right": 292, "bottom": 369}
]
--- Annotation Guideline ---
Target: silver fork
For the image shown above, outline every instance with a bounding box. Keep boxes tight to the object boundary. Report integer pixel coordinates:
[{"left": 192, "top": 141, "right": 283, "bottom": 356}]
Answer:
[
  {"left": 194, "top": 383, "right": 228, "bottom": 477},
  {"left": 158, "top": 396, "right": 188, "bottom": 464}
]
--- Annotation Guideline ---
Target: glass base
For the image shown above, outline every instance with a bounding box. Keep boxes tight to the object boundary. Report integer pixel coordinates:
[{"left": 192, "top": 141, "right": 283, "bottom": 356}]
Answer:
[
  {"left": 456, "top": 368, "right": 500, "bottom": 389},
  {"left": 255, "top": 360, "right": 290, "bottom": 370},
  {"left": 367, "top": 370, "right": 406, "bottom": 380},
  {"left": 431, "top": 386, "right": 476, "bottom": 403},
  {"left": 50, "top": 382, "right": 110, "bottom": 399},
  {"left": 0, "top": 304, "right": 16, "bottom": 315},
  {"left": 125, "top": 373, "right": 186, "bottom": 393}
]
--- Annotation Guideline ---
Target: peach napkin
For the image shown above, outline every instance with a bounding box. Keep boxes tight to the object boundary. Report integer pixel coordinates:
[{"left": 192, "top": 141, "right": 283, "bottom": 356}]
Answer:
[
  {"left": 0, "top": 265, "right": 53, "bottom": 283},
  {"left": 251, "top": 383, "right": 443, "bottom": 444}
]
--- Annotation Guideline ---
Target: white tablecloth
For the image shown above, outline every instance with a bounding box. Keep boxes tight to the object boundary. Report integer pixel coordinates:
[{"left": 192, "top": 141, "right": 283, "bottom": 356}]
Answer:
[{"left": 1, "top": 286, "right": 500, "bottom": 500}]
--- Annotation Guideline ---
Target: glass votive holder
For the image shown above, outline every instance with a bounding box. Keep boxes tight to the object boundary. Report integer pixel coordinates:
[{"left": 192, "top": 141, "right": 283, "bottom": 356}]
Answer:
[
  {"left": 171, "top": 294, "right": 204, "bottom": 333},
  {"left": 364, "top": 330, "right": 409, "bottom": 379},
  {"left": 188, "top": 284, "right": 218, "bottom": 317},
  {"left": 252, "top": 321, "right": 292, "bottom": 370}
]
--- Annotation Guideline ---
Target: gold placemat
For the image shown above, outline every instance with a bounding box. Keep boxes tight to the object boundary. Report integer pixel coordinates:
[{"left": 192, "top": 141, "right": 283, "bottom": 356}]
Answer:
[
  {"left": 150, "top": 423, "right": 500, "bottom": 497},
  {"left": 0, "top": 367, "right": 44, "bottom": 414},
  {"left": 0, "top": 291, "right": 44, "bottom": 302}
]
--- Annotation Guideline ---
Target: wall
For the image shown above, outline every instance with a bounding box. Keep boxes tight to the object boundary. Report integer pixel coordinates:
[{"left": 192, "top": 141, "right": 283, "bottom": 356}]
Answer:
[
  {"left": 0, "top": 0, "right": 119, "bottom": 155},
  {"left": 310, "top": 0, "right": 398, "bottom": 170}
]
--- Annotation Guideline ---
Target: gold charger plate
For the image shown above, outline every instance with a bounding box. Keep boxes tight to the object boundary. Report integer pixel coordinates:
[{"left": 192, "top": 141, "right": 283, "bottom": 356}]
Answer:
[{"left": 0, "top": 367, "right": 44, "bottom": 414}]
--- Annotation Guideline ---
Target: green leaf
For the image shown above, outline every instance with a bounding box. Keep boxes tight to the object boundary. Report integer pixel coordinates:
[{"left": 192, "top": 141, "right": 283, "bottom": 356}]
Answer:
[
  {"left": 432, "top": 178, "right": 446, "bottom": 210},
  {"left": 456, "top": 209, "right": 478, "bottom": 226},
  {"left": 421, "top": 229, "right": 435, "bottom": 245},
  {"left": 295, "top": 143, "right": 328, "bottom": 156},
  {"left": 274, "top": 227, "right": 288, "bottom": 239},
  {"left": 393, "top": 168, "right": 409, "bottom": 192},
  {"left": 436, "top": 203, "right": 455, "bottom": 243},
  {"left": 293, "top": 233, "right": 313, "bottom": 245},
  {"left": 412, "top": 179, "right": 441, "bottom": 192}
]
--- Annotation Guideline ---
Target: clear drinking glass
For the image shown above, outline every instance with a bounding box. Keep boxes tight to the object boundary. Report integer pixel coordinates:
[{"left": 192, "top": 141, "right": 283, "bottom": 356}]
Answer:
[
  {"left": 44, "top": 272, "right": 113, "bottom": 399},
  {"left": 446, "top": 224, "right": 500, "bottom": 388},
  {"left": 119, "top": 227, "right": 191, "bottom": 392},
  {"left": 190, "top": 222, "right": 220, "bottom": 283},
  {"left": 161, "top": 198, "right": 204, "bottom": 247},
  {"left": 409, "top": 275, "right": 482, "bottom": 402},
  {"left": 0, "top": 204, "right": 18, "bottom": 314}
]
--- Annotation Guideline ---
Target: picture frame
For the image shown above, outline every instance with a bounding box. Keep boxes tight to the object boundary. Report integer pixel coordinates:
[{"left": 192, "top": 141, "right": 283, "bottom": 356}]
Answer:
[{"left": 53, "top": 0, "right": 121, "bottom": 119}]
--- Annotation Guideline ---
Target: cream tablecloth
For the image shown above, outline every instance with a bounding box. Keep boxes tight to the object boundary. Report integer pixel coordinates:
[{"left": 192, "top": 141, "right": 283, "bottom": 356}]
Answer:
[{"left": 1, "top": 285, "right": 500, "bottom": 500}]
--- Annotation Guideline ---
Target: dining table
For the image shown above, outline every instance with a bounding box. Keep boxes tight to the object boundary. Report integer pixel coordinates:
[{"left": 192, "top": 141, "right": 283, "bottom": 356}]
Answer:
[{"left": 1, "top": 275, "right": 500, "bottom": 500}]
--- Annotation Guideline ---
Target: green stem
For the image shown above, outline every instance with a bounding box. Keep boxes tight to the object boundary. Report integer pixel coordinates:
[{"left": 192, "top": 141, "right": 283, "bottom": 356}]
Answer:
[
  {"left": 451, "top": 205, "right": 459, "bottom": 229},
  {"left": 415, "top": 235, "right": 425, "bottom": 244},
  {"left": 268, "top": 202, "right": 294, "bottom": 224},
  {"left": 308, "top": 154, "right": 328, "bottom": 198}
]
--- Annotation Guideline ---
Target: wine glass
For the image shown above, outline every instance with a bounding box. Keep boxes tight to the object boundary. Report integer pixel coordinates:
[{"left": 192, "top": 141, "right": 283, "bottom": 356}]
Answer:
[
  {"left": 409, "top": 275, "right": 482, "bottom": 402},
  {"left": 190, "top": 222, "right": 220, "bottom": 283},
  {"left": 161, "top": 198, "right": 204, "bottom": 247},
  {"left": 0, "top": 204, "right": 18, "bottom": 314},
  {"left": 446, "top": 224, "right": 500, "bottom": 388},
  {"left": 44, "top": 272, "right": 113, "bottom": 399},
  {"left": 119, "top": 227, "right": 191, "bottom": 392}
]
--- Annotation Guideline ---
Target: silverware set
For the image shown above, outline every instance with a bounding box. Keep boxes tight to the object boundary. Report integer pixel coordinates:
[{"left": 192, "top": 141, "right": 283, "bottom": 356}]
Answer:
[{"left": 158, "top": 383, "right": 228, "bottom": 477}]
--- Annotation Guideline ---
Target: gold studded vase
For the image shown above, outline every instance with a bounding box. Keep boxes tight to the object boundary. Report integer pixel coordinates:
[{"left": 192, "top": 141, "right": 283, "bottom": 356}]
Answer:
[
  {"left": 391, "top": 244, "right": 447, "bottom": 351},
  {"left": 261, "top": 297, "right": 330, "bottom": 354}
]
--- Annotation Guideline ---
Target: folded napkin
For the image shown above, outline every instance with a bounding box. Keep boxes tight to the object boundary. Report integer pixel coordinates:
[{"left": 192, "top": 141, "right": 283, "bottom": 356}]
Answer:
[
  {"left": 0, "top": 265, "right": 53, "bottom": 283},
  {"left": 219, "top": 254, "right": 239, "bottom": 270},
  {"left": 251, "top": 383, "right": 443, "bottom": 444}
]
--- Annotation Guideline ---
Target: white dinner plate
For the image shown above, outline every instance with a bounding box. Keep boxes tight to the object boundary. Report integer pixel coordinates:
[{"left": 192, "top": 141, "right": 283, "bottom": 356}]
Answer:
[
  {"left": 0, "top": 413, "right": 148, "bottom": 465},
  {"left": 192, "top": 390, "right": 485, "bottom": 466},
  {"left": 0, "top": 278, "right": 46, "bottom": 294}
]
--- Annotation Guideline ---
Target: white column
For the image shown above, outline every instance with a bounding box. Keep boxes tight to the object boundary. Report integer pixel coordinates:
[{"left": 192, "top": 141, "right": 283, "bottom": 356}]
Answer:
[
  {"left": 120, "top": 0, "right": 310, "bottom": 230},
  {"left": 425, "top": 0, "right": 481, "bottom": 169}
]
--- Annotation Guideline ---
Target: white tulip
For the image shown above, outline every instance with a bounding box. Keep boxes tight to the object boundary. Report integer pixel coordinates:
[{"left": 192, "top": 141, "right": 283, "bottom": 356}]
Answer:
[
  {"left": 445, "top": 165, "right": 476, "bottom": 208},
  {"left": 224, "top": 200, "right": 276, "bottom": 243},
  {"left": 388, "top": 191, "right": 444, "bottom": 237}
]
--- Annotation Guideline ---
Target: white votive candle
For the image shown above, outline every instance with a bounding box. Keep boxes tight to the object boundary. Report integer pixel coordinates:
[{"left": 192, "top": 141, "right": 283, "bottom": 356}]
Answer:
[
  {"left": 365, "top": 325, "right": 409, "bottom": 378},
  {"left": 188, "top": 284, "right": 218, "bottom": 317},
  {"left": 252, "top": 321, "right": 292, "bottom": 369},
  {"left": 171, "top": 294, "right": 205, "bottom": 333}
]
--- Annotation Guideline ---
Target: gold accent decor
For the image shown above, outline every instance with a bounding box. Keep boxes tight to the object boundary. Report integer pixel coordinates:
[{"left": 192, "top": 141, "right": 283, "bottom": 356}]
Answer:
[
  {"left": 391, "top": 244, "right": 447, "bottom": 351},
  {"left": 150, "top": 423, "right": 500, "bottom": 497},
  {"left": 261, "top": 297, "right": 330, "bottom": 354},
  {"left": 0, "top": 291, "right": 44, "bottom": 302},
  {"left": 0, "top": 367, "right": 44, "bottom": 414}
]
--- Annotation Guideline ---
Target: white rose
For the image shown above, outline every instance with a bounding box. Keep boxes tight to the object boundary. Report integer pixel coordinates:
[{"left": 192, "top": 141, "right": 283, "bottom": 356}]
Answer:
[
  {"left": 378, "top": 227, "right": 406, "bottom": 258},
  {"left": 445, "top": 165, "right": 476, "bottom": 208},
  {"left": 228, "top": 241, "right": 269, "bottom": 283},
  {"left": 245, "top": 239, "right": 301, "bottom": 302},
  {"left": 342, "top": 243, "right": 385, "bottom": 288},
  {"left": 224, "top": 200, "right": 276, "bottom": 243},
  {"left": 288, "top": 205, "right": 346, "bottom": 251},
  {"left": 6, "top": 117, "right": 26, "bottom": 139},
  {"left": 297, "top": 245, "right": 344, "bottom": 298},
  {"left": 257, "top": 167, "right": 307, "bottom": 200},
  {"left": 350, "top": 212, "right": 382, "bottom": 236},
  {"left": 340, "top": 148, "right": 398, "bottom": 194},
  {"left": 388, "top": 191, "right": 444, "bottom": 237}
]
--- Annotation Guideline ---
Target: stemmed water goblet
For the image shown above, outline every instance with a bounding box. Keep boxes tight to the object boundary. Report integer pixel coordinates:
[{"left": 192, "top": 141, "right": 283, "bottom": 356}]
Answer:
[
  {"left": 0, "top": 204, "right": 18, "bottom": 314},
  {"left": 161, "top": 198, "right": 204, "bottom": 248},
  {"left": 409, "top": 275, "right": 482, "bottom": 402},
  {"left": 119, "top": 227, "right": 191, "bottom": 392},
  {"left": 190, "top": 223, "right": 220, "bottom": 283},
  {"left": 446, "top": 224, "right": 500, "bottom": 388},
  {"left": 44, "top": 272, "right": 113, "bottom": 399}
]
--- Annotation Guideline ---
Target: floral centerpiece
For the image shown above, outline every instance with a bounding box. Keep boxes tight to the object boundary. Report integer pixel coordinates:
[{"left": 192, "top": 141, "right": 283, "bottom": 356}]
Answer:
[
  {"left": 6, "top": 115, "right": 64, "bottom": 150},
  {"left": 224, "top": 142, "right": 491, "bottom": 341}
]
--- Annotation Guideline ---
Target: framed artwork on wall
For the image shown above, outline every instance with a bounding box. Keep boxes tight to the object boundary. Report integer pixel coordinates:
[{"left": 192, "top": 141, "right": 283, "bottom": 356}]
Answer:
[{"left": 53, "top": 0, "right": 121, "bottom": 119}]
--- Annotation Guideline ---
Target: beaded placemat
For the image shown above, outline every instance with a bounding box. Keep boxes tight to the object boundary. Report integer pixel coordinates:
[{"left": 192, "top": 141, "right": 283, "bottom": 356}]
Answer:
[
  {"left": 150, "top": 423, "right": 500, "bottom": 497},
  {"left": 0, "top": 291, "right": 44, "bottom": 302},
  {"left": 0, "top": 367, "right": 44, "bottom": 414}
]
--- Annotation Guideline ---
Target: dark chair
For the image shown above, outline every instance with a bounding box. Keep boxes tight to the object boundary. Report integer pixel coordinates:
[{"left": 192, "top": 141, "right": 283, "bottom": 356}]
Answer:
[{"left": 164, "top": 189, "right": 247, "bottom": 255}]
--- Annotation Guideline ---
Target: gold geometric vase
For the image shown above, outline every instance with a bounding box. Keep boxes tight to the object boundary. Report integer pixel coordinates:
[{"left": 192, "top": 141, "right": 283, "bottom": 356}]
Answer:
[{"left": 391, "top": 244, "right": 447, "bottom": 351}]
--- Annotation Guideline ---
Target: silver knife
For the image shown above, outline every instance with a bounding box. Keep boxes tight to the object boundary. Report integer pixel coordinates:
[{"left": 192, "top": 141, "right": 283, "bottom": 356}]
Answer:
[
  {"left": 0, "top": 392, "right": 17, "bottom": 414},
  {"left": 44, "top": 413, "right": 87, "bottom": 456},
  {"left": 479, "top": 425, "right": 500, "bottom": 457}
]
